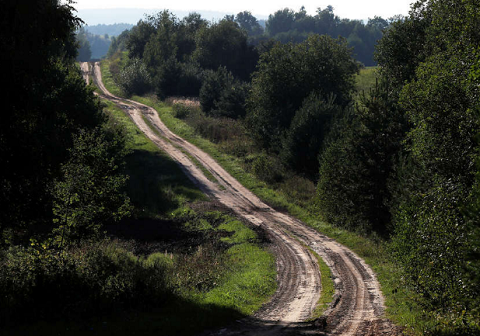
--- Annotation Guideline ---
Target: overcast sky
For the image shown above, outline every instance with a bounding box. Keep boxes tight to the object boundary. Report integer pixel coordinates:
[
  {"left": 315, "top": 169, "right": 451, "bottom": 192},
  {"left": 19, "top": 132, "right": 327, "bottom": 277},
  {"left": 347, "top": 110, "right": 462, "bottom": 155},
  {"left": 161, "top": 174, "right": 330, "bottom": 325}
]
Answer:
[{"left": 72, "top": 0, "right": 414, "bottom": 21}]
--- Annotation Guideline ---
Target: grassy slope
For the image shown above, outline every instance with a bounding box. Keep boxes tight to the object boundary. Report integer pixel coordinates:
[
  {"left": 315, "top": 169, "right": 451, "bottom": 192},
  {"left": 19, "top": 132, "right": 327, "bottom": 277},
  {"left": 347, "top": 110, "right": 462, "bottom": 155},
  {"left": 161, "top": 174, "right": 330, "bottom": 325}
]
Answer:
[{"left": 101, "top": 61, "right": 440, "bottom": 335}]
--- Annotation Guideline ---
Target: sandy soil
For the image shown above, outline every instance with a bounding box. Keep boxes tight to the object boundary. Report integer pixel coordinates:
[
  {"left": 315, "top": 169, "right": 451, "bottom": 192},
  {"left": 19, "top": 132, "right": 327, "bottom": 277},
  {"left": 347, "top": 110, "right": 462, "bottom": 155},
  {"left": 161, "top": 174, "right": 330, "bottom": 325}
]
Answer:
[{"left": 83, "top": 62, "right": 401, "bottom": 336}]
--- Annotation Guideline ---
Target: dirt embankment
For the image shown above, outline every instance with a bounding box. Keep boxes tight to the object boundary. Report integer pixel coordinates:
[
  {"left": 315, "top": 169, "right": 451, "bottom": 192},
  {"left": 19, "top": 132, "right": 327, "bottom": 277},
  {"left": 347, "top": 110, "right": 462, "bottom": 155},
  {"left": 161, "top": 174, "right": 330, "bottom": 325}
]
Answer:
[{"left": 83, "top": 62, "right": 401, "bottom": 336}]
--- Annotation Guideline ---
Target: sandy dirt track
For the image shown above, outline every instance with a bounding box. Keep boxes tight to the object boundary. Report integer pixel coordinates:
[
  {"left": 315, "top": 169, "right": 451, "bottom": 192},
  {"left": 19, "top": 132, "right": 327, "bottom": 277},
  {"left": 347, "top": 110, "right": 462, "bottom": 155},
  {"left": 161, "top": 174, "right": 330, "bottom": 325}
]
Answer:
[{"left": 83, "top": 62, "right": 400, "bottom": 335}]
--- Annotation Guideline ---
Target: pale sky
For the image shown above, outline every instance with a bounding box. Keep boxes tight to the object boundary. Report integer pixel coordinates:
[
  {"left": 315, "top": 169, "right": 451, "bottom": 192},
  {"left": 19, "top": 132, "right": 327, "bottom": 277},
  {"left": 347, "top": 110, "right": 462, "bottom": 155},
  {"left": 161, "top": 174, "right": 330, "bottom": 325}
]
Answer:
[{"left": 72, "top": 0, "right": 414, "bottom": 21}]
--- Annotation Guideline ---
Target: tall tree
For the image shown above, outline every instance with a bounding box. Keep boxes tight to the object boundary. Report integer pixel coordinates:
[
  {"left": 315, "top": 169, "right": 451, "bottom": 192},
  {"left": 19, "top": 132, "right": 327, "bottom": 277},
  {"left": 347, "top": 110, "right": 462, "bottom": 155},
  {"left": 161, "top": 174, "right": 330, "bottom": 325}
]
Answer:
[{"left": 1, "top": 0, "right": 130, "bottom": 244}]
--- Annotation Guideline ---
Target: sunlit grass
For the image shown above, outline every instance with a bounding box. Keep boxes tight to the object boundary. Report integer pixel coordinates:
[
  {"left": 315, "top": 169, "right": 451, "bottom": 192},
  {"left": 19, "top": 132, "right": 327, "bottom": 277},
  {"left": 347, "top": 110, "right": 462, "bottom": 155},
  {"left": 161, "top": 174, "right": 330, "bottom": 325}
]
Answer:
[{"left": 355, "top": 66, "right": 379, "bottom": 98}]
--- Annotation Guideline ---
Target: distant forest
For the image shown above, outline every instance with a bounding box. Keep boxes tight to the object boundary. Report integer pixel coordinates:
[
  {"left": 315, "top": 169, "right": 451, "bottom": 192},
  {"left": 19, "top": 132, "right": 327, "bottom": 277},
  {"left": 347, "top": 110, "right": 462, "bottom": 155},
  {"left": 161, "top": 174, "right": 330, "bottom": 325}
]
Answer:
[
  {"left": 77, "top": 7, "right": 392, "bottom": 65},
  {"left": 85, "top": 23, "right": 134, "bottom": 36}
]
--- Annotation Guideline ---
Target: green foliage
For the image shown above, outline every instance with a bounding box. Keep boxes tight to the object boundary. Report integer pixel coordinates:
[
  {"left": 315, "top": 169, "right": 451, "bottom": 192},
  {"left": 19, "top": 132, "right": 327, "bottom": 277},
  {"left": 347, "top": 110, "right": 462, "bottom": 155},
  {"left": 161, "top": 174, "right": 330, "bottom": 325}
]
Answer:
[
  {"left": 247, "top": 34, "right": 359, "bottom": 155},
  {"left": 125, "top": 19, "right": 156, "bottom": 59},
  {"left": 266, "top": 8, "right": 295, "bottom": 36},
  {"left": 199, "top": 67, "right": 248, "bottom": 119},
  {"left": 235, "top": 11, "right": 264, "bottom": 37},
  {"left": 0, "top": 240, "right": 168, "bottom": 326},
  {"left": 116, "top": 57, "right": 152, "bottom": 96},
  {"left": 264, "top": 6, "right": 387, "bottom": 66},
  {"left": 172, "top": 103, "right": 194, "bottom": 119},
  {"left": 370, "top": 0, "right": 480, "bottom": 331},
  {"left": 282, "top": 93, "right": 340, "bottom": 179},
  {"left": 193, "top": 19, "right": 258, "bottom": 81},
  {"left": 247, "top": 153, "right": 285, "bottom": 184},
  {"left": 76, "top": 27, "right": 92, "bottom": 61},
  {"left": 374, "top": 4, "right": 432, "bottom": 86},
  {"left": 391, "top": 183, "right": 474, "bottom": 309},
  {"left": 107, "top": 29, "right": 131, "bottom": 58},
  {"left": 123, "top": 10, "right": 208, "bottom": 98},
  {"left": 317, "top": 81, "right": 408, "bottom": 234},
  {"left": 52, "top": 126, "right": 132, "bottom": 246},
  {"left": 1, "top": 0, "right": 133, "bottom": 252}
]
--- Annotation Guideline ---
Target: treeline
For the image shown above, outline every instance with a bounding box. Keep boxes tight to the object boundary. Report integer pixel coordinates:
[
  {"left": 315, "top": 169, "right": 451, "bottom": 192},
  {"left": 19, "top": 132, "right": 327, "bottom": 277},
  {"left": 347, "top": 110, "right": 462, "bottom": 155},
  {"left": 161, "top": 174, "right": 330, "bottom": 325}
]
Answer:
[
  {"left": 108, "top": 1, "right": 480, "bottom": 332},
  {"left": 85, "top": 23, "right": 134, "bottom": 36},
  {"left": 260, "top": 6, "right": 389, "bottom": 66},
  {"left": 109, "top": 10, "right": 258, "bottom": 106},
  {"left": 235, "top": 6, "right": 391, "bottom": 66}
]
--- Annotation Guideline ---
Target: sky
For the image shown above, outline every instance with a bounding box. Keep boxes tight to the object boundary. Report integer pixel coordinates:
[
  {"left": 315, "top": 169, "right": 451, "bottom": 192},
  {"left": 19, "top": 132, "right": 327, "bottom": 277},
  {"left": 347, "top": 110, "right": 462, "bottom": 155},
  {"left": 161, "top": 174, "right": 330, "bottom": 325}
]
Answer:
[{"left": 72, "top": 0, "right": 414, "bottom": 22}]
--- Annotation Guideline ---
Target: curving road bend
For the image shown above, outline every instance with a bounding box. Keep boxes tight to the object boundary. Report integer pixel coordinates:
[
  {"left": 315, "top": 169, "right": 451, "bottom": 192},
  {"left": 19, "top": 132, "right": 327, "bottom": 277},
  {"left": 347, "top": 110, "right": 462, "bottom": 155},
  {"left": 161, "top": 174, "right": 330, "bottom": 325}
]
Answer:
[{"left": 82, "top": 62, "right": 400, "bottom": 336}]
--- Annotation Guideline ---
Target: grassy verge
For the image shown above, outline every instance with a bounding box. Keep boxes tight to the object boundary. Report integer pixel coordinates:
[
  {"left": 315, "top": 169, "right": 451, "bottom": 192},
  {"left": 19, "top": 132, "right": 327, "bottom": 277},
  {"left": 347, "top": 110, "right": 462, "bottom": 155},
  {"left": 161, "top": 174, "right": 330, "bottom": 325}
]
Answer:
[
  {"left": 306, "top": 246, "right": 335, "bottom": 320},
  {"left": 99, "top": 59, "right": 438, "bottom": 335}
]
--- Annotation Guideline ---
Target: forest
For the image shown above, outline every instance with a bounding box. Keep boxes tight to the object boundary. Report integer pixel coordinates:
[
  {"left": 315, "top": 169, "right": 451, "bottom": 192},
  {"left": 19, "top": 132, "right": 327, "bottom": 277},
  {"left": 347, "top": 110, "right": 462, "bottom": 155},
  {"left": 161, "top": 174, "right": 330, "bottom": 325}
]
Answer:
[
  {"left": 1, "top": 0, "right": 479, "bottom": 335},
  {"left": 77, "top": 7, "right": 389, "bottom": 65}
]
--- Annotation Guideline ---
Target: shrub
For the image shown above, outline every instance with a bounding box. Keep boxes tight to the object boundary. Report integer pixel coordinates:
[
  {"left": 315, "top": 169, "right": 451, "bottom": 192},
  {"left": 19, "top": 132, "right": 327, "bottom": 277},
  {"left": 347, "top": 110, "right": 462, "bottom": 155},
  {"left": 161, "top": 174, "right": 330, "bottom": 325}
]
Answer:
[
  {"left": 199, "top": 67, "right": 248, "bottom": 119},
  {"left": 117, "top": 58, "right": 152, "bottom": 96},
  {"left": 281, "top": 93, "right": 340, "bottom": 179},
  {"left": 0, "top": 240, "right": 168, "bottom": 327},
  {"left": 172, "top": 103, "right": 196, "bottom": 119}
]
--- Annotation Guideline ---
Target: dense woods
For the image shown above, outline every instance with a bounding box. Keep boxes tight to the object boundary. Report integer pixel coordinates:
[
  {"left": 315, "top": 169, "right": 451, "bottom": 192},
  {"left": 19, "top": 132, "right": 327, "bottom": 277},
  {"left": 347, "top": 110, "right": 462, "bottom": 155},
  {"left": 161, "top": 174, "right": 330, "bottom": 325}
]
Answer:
[{"left": 2, "top": 0, "right": 480, "bottom": 334}]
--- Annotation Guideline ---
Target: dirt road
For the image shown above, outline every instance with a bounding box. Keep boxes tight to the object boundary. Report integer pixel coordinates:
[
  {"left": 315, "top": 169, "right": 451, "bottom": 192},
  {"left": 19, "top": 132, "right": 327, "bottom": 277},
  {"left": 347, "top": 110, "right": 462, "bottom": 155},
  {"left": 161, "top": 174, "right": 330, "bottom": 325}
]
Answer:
[{"left": 83, "top": 62, "right": 399, "bottom": 335}]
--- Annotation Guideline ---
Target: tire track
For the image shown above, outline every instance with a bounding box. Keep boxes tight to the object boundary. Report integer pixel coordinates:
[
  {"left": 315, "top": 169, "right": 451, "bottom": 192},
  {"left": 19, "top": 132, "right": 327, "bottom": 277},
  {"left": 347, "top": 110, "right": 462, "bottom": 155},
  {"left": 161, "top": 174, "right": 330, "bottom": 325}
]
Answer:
[{"left": 84, "top": 62, "right": 400, "bottom": 336}]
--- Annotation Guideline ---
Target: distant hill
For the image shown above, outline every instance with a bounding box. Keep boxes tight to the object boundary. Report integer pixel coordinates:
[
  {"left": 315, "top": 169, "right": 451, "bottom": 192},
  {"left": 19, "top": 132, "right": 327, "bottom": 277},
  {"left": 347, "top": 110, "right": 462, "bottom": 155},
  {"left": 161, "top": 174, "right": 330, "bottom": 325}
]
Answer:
[
  {"left": 77, "top": 8, "right": 268, "bottom": 26},
  {"left": 84, "top": 23, "right": 133, "bottom": 37}
]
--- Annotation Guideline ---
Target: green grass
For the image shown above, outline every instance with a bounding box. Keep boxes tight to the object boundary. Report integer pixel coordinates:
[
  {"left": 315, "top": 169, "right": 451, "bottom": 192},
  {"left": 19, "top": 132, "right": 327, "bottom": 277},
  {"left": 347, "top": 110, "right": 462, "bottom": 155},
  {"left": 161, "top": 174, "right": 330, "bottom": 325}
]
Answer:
[
  {"left": 99, "top": 59, "right": 440, "bottom": 335},
  {"left": 355, "top": 66, "right": 379, "bottom": 98},
  {"left": 306, "top": 246, "right": 335, "bottom": 320}
]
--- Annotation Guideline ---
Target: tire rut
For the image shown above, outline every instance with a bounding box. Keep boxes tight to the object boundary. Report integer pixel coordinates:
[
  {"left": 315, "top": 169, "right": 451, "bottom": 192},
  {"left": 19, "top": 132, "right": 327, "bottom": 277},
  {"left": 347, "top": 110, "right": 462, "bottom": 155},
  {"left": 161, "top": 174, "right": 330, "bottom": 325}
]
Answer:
[{"left": 83, "top": 62, "right": 401, "bottom": 336}]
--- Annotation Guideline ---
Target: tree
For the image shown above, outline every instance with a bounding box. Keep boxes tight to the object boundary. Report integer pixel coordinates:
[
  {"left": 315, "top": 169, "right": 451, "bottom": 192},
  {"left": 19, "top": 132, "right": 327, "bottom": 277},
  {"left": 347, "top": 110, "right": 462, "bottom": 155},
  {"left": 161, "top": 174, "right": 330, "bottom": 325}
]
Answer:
[
  {"left": 125, "top": 19, "right": 156, "bottom": 59},
  {"left": 376, "top": 0, "right": 480, "bottom": 327},
  {"left": 282, "top": 93, "right": 341, "bottom": 179},
  {"left": 107, "top": 29, "right": 131, "bottom": 57},
  {"left": 374, "top": 2, "right": 432, "bottom": 86},
  {"left": 247, "top": 34, "right": 359, "bottom": 151},
  {"left": 76, "top": 27, "right": 92, "bottom": 61},
  {"left": 193, "top": 19, "right": 258, "bottom": 80},
  {"left": 317, "top": 81, "right": 408, "bottom": 233},
  {"left": 315, "top": 6, "right": 339, "bottom": 36},
  {"left": 117, "top": 58, "right": 152, "bottom": 96},
  {"left": 199, "top": 67, "right": 248, "bottom": 119},
  {"left": 0, "top": 0, "right": 125, "bottom": 245},
  {"left": 265, "top": 8, "right": 295, "bottom": 36},
  {"left": 235, "top": 11, "right": 263, "bottom": 36},
  {"left": 53, "top": 127, "right": 131, "bottom": 246}
]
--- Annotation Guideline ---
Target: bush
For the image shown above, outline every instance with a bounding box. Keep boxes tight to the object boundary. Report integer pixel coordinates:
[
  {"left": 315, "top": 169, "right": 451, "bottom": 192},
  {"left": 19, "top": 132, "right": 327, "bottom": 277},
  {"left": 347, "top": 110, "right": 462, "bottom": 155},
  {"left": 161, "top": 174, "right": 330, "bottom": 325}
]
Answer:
[
  {"left": 117, "top": 58, "right": 152, "bottom": 96},
  {"left": 390, "top": 180, "right": 480, "bottom": 328},
  {"left": 246, "top": 153, "right": 284, "bottom": 184},
  {"left": 282, "top": 93, "right": 340, "bottom": 179},
  {"left": 0, "top": 240, "right": 169, "bottom": 327},
  {"left": 199, "top": 67, "right": 248, "bottom": 119},
  {"left": 172, "top": 103, "right": 195, "bottom": 119}
]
